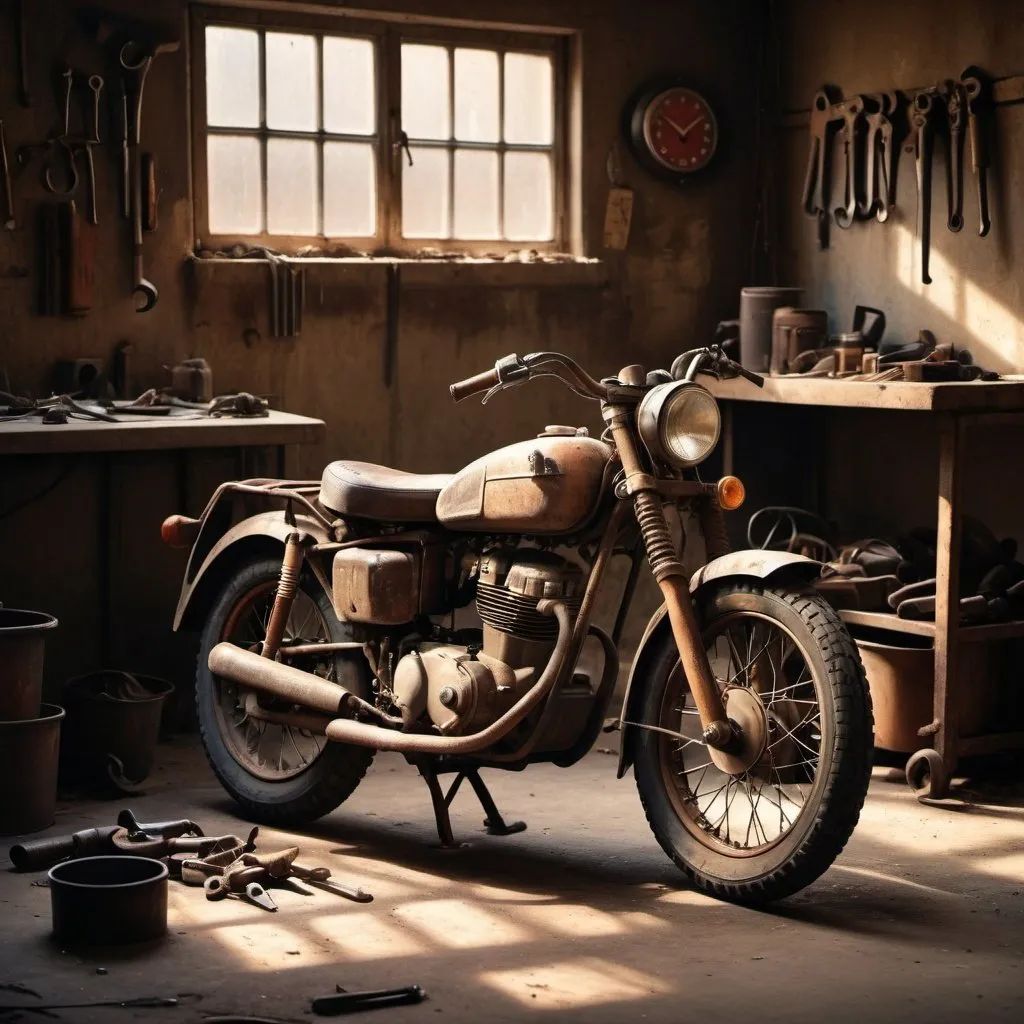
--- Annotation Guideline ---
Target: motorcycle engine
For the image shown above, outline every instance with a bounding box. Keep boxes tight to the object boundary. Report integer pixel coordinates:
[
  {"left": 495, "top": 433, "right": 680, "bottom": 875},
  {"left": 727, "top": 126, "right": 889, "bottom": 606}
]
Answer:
[{"left": 391, "top": 550, "right": 584, "bottom": 735}]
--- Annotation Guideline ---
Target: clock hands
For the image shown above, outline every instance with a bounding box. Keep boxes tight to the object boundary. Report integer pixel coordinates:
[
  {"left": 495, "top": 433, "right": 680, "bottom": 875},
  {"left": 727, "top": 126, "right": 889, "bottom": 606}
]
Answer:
[{"left": 661, "top": 112, "right": 707, "bottom": 141}]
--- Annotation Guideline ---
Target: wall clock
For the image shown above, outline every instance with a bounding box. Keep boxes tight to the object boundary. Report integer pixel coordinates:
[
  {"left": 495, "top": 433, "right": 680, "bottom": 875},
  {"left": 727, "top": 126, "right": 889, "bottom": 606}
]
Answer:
[{"left": 626, "top": 80, "right": 720, "bottom": 180}]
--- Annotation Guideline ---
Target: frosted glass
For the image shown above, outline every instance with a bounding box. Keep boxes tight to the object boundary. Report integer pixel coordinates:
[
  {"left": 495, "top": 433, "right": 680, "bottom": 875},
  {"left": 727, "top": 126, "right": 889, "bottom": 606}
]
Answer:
[
  {"left": 402, "top": 44, "right": 450, "bottom": 140},
  {"left": 504, "top": 151, "right": 552, "bottom": 240},
  {"left": 265, "top": 32, "right": 317, "bottom": 131},
  {"left": 324, "top": 142, "right": 376, "bottom": 236},
  {"left": 267, "top": 138, "right": 317, "bottom": 235},
  {"left": 454, "top": 48, "right": 499, "bottom": 142},
  {"left": 206, "top": 27, "right": 259, "bottom": 128},
  {"left": 403, "top": 147, "right": 449, "bottom": 238},
  {"left": 323, "top": 36, "right": 376, "bottom": 136},
  {"left": 504, "top": 52, "right": 553, "bottom": 144},
  {"left": 453, "top": 149, "right": 499, "bottom": 239},
  {"left": 208, "top": 135, "right": 262, "bottom": 233}
]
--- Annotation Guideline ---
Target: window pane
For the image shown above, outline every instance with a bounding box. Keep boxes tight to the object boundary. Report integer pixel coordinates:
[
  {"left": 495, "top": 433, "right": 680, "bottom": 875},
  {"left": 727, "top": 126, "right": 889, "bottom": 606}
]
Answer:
[
  {"left": 402, "top": 44, "right": 450, "bottom": 140},
  {"left": 265, "top": 32, "right": 317, "bottom": 131},
  {"left": 504, "top": 151, "right": 552, "bottom": 241},
  {"left": 208, "top": 135, "right": 261, "bottom": 233},
  {"left": 323, "top": 37, "right": 375, "bottom": 136},
  {"left": 267, "top": 138, "right": 317, "bottom": 235},
  {"left": 504, "top": 52, "right": 553, "bottom": 144},
  {"left": 453, "top": 149, "right": 498, "bottom": 239},
  {"left": 206, "top": 27, "right": 259, "bottom": 128},
  {"left": 403, "top": 147, "right": 449, "bottom": 238},
  {"left": 454, "top": 48, "right": 498, "bottom": 143},
  {"left": 324, "top": 142, "right": 376, "bottom": 236}
]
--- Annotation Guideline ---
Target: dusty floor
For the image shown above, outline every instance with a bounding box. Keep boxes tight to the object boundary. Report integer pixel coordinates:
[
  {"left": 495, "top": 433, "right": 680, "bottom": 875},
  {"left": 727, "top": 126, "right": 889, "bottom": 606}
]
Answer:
[{"left": 2, "top": 738, "right": 1023, "bottom": 1023}]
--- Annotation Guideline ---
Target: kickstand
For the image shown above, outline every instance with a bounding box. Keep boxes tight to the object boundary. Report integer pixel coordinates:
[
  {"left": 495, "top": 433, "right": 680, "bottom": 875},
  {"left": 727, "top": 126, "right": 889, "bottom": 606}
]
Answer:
[{"left": 415, "top": 762, "right": 527, "bottom": 848}]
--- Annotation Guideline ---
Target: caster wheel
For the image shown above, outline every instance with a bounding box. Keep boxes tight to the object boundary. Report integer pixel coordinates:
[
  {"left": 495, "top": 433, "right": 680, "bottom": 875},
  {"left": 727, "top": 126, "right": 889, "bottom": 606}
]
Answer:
[{"left": 906, "top": 748, "right": 949, "bottom": 800}]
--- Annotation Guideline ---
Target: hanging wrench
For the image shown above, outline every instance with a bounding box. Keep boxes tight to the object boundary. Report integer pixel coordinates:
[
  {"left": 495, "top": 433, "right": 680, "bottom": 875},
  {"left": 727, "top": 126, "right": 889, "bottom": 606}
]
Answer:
[
  {"left": 862, "top": 92, "right": 900, "bottom": 222},
  {"left": 961, "top": 66, "right": 991, "bottom": 237},
  {"left": 944, "top": 81, "right": 966, "bottom": 232},
  {"left": 909, "top": 89, "right": 939, "bottom": 285},
  {"left": 834, "top": 95, "right": 866, "bottom": 228},
  {"left": 801, "top": 85, "right": 843, "bottom": 249}
]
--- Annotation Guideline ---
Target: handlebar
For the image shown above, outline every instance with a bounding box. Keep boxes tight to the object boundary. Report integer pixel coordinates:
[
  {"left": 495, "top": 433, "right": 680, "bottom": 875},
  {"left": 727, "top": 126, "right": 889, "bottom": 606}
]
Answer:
[{"left": 450, "top": 367, "right": 500, "bottom": 402}]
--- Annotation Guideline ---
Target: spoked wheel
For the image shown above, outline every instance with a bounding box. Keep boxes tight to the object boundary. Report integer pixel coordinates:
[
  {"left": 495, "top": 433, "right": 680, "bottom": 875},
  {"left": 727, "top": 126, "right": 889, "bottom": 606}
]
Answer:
[
  {"left": 196, "top": 555, "right": 374, "bottom": 825},
  {"left": 634, "top": 582, "right": 873, "bottom": 904}
]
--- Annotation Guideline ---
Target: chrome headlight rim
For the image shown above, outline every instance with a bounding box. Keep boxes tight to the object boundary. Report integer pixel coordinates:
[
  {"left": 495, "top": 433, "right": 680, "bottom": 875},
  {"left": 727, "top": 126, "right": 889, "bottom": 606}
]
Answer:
[{"left": 637, "top": 381, "right": 721, "bottom": 468}]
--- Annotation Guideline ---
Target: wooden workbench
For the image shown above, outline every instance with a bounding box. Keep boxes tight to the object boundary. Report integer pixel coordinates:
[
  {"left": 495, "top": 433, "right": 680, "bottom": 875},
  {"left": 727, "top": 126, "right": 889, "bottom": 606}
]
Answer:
[{"left": 705, "top": 374, "right": 1024, "bottom": 798}]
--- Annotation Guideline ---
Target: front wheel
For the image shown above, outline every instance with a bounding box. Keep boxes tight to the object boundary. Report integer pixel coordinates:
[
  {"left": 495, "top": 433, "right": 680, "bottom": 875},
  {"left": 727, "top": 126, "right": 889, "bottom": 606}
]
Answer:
[{"left": 634, "top": 582, "right": 873, "bottom": 904}]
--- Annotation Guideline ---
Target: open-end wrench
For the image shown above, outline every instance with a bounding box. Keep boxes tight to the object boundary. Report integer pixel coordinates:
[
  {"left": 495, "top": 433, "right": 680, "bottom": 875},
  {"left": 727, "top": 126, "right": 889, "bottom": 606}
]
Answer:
[
  {"left": 961, "top": 66, "right": 991, "bottom": 237},
  {"left": 801, "top": 85, "right": 843, "bottom": 249},
  {"left": 87, "top": 75, "right": 103, "bottom": 144},
  {"left": 944, "top": 81, "right": 966, "bottom": 232},
  {"left": 862, "top": 92, "right": 899, "bottom": 222},
  {"left": 908, "top": 89, "right": 938, "bottom": 285},
  {"left": 834, "top": 95, "right": 866, "bottom": 228}
]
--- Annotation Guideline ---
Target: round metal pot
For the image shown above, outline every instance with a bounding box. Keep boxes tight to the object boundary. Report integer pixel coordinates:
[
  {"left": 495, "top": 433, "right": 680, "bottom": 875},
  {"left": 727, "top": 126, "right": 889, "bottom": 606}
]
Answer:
[
  {"left": 0, "top": 609, "right": 58, "bottom": 721},
  {"left": 0, "top": 703, "right": 64, "bottom": 835},
  {"left": 48, "top": 856, "right": 168, "bottom": 945}
]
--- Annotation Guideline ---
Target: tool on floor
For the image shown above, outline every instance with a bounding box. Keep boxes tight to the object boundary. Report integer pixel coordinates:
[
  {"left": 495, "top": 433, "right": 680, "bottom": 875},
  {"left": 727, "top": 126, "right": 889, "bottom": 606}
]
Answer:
[
  {"left": 862, "top": 92, "right": 899, "bottom": 222},
  {"left": 961, "top": 66, "right": 991, "bottom": 237},
  {"left": 16, "top": 0, "right": 30, "bottom": 107},
  {"left": 909, "top": 88, "right": 938, "bottom": 284},
  {"left": 943, "top": 79, "right": 967, "bottom": 232},
  {"left": 311, "top": 986, "right": 426, "bottom": 1017},
  {"left": 1, "top": 121, "right": 14, "bottom": 230},
  {"left": 0, "top": 996, "right": 180, "bottom": 1013},
  {"left": 834, "top": 94, "right": 865, "bottom": 229},
  {"left": 801, "top": 85, "right": 843, "bottom": 249}
]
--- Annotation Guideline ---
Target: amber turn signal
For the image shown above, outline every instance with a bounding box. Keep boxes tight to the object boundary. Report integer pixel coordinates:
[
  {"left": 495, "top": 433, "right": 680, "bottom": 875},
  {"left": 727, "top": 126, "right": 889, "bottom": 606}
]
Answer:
[
  {"left": 717, "top": 476, "right": 746, "bottom": 511},
  {"left": 161, "top": 514, "right": 201, "bottom": 548}
]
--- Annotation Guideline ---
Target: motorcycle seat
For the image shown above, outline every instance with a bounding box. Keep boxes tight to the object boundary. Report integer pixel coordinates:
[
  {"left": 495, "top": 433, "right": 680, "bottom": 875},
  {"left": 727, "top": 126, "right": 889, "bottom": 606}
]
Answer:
[{"left": 319, "top": 461, "right": 453, "bottom": 522}]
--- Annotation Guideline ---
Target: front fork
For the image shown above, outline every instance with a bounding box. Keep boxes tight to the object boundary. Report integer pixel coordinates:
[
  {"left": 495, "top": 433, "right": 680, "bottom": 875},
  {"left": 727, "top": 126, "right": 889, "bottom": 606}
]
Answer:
[{"left": 604, "top": 405, "right": 738, "bottom": 752}]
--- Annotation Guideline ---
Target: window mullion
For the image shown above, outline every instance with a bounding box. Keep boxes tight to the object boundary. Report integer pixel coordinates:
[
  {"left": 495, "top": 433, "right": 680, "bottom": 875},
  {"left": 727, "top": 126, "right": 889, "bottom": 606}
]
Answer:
[
  {"left": 258, "top": 29, "right": 268, "bottom": 234},
  {"left": 447, "top": 45, "right": 454, "bottom": 240},
  {"left": 383, "top": 28, "right": 401, "bottom": 247},
  {"left": 317, "top": 32, "right": 325, "bottom": 237},
  {"left": 498, "top": 49, "right": 505, "bottom": 241}
]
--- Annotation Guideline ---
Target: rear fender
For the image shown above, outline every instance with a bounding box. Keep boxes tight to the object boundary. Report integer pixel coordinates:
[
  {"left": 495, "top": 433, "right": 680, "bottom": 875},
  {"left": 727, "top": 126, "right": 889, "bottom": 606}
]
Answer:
[
  {"left": 173, "top": 510, "right": 333, "bottom": 631},
  {"left": 615, "top": 550, "right": 822, "bottom": 779}
]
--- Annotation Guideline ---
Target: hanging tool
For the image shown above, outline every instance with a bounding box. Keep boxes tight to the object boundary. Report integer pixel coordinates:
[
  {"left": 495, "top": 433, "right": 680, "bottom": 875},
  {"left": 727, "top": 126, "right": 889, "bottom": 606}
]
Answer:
[
  {"left": 801, "top": 85, "right": 844, "bottom": 249},
  {"left": 834, "top": 95, "right": 866, "bottom": 229},
  {"left": 944, "top": 80, "right": 967, "bottom": 232},
  {"left": 120, "top": 82, "right": 131, "bottom": 219},
  {"left": 43, "top": 67, "right": 79, "bottom": 196},
  {"left": 82, "top": 75, "right": 104, "bottom": 226},
  {"left": 862, "top": 92, "right": 899, "bottom": 222},
  {"left": 142, "top": 151, "right": 157, "bottom": 230},
  {"left": 312, "top": 986, "right": 425, "bottom": 1017},
  {"left": 1, "top": 122, "right": 14, "bottom": 230},
  {"left": 16, "top": 0, "right": 30, "bottom": 107},
  {"left": 909, "top": 89, "right": 939, "bottom": 285},
  {"left": 961, "top": 66, "right": 992, "bottom": 237},
  {"left": 65, "top": 200, "right": 94, "bottom": 316}
]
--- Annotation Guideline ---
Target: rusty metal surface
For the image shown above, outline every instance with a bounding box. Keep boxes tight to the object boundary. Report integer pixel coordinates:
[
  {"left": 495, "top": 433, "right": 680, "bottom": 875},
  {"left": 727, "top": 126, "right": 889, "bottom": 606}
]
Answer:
[
  {"left": 261, "top": 532, "right": 303, "bottom": 661},
  {"left": 331, "top": 547, "right": 420, "bottom": 625},
  {"left": 689, "top": 549, "right": 823, "bottom": 591}
]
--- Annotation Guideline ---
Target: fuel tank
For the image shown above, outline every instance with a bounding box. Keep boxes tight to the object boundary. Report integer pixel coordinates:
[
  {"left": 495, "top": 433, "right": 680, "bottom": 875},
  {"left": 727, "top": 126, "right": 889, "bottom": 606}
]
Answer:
[{"left": 436, "top": 434, "right": 612, "bottom": 534}]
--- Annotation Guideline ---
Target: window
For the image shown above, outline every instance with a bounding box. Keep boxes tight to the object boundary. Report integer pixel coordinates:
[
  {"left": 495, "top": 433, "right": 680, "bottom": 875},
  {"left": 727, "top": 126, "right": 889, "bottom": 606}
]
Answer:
[{"left": 191, "top": 8, "right": 566, "bottom": 253}]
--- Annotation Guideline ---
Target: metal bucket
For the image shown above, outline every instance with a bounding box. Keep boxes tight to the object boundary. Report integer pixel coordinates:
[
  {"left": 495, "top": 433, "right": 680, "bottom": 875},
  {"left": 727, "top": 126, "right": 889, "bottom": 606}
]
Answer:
[
  {"left": 0, "top": 703, "right": 65, "bottom": 835},
  {"left": 0, "top": 609, "right": 58, "bottom": 720},
  {"left": 739, "top": 286, "right": 804, "bottom": 373},
  {"left": 49, "top": 856, "right": 168, "bottom": 945}
]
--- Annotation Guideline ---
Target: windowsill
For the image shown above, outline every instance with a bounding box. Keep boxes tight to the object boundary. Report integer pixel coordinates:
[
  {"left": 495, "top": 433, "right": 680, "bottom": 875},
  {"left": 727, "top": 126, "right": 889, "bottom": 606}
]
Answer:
[{"left": 188, "top": 251, "right": 608, "bottom": 288}]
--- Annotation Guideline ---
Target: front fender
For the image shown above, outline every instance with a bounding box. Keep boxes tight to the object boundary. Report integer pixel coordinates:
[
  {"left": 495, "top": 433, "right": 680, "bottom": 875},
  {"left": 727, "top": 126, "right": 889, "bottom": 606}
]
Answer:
[
  {"left": 172, "top": 510, "right": 332, "bottom": 631},
  {"left": 615, "top": 550, "right": 822, "bottom": 779}
]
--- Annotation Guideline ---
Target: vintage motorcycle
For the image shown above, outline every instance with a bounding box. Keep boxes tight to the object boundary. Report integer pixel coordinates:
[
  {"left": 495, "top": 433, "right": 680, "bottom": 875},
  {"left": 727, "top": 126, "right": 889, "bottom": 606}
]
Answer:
[{"left": 163, "top": 346, "right": 872, "bottom": 903}]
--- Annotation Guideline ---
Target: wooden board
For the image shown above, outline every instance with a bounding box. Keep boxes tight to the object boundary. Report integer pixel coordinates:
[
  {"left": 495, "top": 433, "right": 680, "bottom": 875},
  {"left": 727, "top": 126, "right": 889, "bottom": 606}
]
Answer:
[
  {"left": 705, "top": 375, "right": 1024, "bottom": 413},
  {"left": 840, "top": 608, "right": 1024, "bottom": 642},
  {"left": 0, "top": 409, "right": 326, "bottom": 456}
]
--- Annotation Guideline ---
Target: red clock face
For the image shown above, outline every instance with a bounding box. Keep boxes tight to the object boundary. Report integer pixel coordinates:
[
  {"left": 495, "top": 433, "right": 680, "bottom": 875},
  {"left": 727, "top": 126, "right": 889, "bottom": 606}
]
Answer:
[{"left": 641, "top": 88, "right": 718, "bottom": 173}]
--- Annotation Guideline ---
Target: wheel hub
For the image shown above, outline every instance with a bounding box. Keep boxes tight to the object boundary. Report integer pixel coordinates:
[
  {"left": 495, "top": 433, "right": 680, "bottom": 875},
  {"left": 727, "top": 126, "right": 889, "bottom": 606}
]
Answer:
[{"left": 707, "top": 685, "right": 768, "bottom": 774}]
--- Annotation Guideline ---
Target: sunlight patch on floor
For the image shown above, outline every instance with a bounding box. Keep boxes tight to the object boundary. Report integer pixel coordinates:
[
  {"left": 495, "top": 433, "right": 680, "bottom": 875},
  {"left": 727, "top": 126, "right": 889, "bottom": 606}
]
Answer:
[
  {"left": 309, "top": 910, "right": 427, "bottom": 959},
  {"left": 208, "top": 921, "right": 335, "bottom": 967},
  {"left": 833, "top": 864, "right": 956, "bottom": 896},
  {"left": 393, "top": 898, "right": 531, "bottom": 948},
  {"left": 513, "top": 902, "right": 629, "bottom": 938}
]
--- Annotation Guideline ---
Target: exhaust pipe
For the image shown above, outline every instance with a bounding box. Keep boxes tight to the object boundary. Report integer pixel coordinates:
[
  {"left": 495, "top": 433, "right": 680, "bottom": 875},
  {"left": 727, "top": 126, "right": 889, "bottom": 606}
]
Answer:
[{"left": 325, "top": 601, "right": 571, "bottom": 755}]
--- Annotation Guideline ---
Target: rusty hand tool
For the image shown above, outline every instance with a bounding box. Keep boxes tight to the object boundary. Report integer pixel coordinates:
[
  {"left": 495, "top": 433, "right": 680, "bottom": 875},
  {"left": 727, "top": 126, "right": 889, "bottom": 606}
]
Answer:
[
  {"left": 302, "top": 876, "right": 374, "bottom": 903},
  {"left": 961, "top": 66, "right": 992, "bottom": 237},
  {"left": 908, "top": 89, "right": 939, "bottom": 285},
  {"left": 0, "top": 122, "right": 14, "bottom": 230},
  {"left": 800, "top": 85, "right": 843, "bottom": 248},
  {"left": 862, "top": 92, "right": 899, "bottom": 222},
  {"left": 118, "top": 809, "right": 204, "bottom": 838},
  {"left": 88, "top": 74, "right": 104, "bottom": 143},
  {"left": 943, "top": 81, "right": 967, "bottom": 232},
  {"left": 834, "top": 95, "right": 866, "bottom": 228},
  {"left": 311, "top": 985, "right": 425, "bottom": 1017}
]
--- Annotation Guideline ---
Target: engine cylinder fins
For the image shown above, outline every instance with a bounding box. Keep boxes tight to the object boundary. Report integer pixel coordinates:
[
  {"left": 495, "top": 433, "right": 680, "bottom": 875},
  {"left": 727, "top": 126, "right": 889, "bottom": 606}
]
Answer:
[{"left": 476, "top": 582, "right": 580, "bottom": 641}]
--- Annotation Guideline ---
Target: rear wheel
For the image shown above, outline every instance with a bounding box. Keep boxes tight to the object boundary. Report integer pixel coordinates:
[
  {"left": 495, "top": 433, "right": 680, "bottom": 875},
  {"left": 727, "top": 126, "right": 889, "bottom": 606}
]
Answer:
[
  {"left": 196, "top": 555, "right": 374, "bottom": 825},
  {"left": 634, "top": 582, "right": 873, "bottom": 903}
]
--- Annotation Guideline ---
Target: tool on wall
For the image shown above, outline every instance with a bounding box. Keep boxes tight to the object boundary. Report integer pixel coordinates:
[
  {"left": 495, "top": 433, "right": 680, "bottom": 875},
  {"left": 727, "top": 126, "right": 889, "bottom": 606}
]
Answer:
[
  {"left": 943, "top": 79, "right": 967, "bottom": 232},
  {"left": 961, "top": 66, "right": 992, "bottom": 237},
  {"left": 257, "top": 249, "right": 305, "bottom": 337},
  {"left": 65, "top": 200, "right": 94, "bottom": 316},
  {"left": 83, "top": 74, "right": 103, "bottom": 225},
  {"left": 862, "top": 92, "right": 899, "bottom": 222},
  {"left": 141, "top": 151, "right": 157, "bottom": 231},
  {"left": 1, "top": 122, "right": 14, "bottom": 230},
  {"left": 801, "top": 85, "right": 843, "bottom": 249},
  {"left": 834, "top": 95, "right": 866, "bottom": 229},
  {"left": 908, "top": 88, "right": 938, "bottom": 285}
]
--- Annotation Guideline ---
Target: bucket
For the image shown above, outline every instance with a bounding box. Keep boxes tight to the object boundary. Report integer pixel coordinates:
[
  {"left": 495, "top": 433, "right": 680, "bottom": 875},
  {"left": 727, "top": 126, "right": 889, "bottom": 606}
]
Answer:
[
  {"left": 49, "top": 856, "right": 168, "bottom": 945},
  {"left": 856, "top": 632, "right": 1000, "bottom": 752},
  {"left": 0, "top": 609, "right": 58, "bottom": 720},
  {"left": 740, "top": 287, "right": 804, "bottom": 373},
  {"left": 0, "top": 703, "right": 65, "bottom": 835}
]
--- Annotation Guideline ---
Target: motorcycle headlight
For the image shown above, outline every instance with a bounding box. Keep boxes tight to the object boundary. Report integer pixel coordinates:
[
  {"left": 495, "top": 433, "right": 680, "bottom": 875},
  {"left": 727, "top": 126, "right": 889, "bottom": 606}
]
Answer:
[{"left": 637, "top": 381, "right": 721, "bottom": 468}]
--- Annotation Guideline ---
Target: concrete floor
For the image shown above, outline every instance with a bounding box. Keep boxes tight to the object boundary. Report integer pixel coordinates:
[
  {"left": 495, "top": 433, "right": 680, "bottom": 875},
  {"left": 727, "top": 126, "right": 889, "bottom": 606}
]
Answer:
[{"left": 2, "top": 738, "right": 1024, "bottom": 1023}]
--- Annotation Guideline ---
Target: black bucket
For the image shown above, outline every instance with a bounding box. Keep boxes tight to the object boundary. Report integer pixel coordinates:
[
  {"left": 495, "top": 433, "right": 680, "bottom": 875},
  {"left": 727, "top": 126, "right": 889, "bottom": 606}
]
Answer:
[
  {"left": 49, "top": 856, "right": 168, "bottom": 945},
  {"left": 0, "top": 609, "right": 58, "bottom": 721},
  {"left": 0, "top": 703, "right": 65, "bottom": 835}
]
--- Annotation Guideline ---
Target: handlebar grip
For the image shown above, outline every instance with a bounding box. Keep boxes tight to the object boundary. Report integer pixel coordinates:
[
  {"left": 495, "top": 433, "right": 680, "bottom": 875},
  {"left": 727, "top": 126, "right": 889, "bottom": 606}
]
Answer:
[
  {"left": 734, "top": 364, "right": 766, "bottom": 388},
  {"left": 450, "top": 367, "right": 500, "bottom": 403}
]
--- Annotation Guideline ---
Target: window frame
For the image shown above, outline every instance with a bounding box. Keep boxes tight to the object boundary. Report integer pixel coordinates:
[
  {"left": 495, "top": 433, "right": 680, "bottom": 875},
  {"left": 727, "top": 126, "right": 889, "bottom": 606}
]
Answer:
[{"left": 189, "top": 5, "right": 568, "bottom": 256}]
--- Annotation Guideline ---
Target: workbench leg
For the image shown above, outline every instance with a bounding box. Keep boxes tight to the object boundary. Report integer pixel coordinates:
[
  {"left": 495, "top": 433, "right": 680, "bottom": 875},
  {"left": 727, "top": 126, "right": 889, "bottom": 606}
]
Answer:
[
  {"left": 97, "top": 454, "right": 113, "bottom": 667},
  {"left": 930, "top": 414, "right": 964, "bottom": 798}
]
